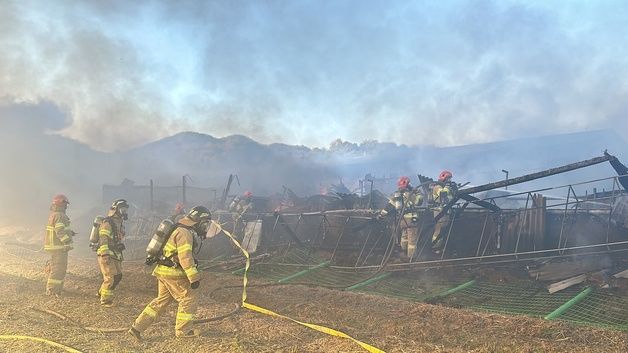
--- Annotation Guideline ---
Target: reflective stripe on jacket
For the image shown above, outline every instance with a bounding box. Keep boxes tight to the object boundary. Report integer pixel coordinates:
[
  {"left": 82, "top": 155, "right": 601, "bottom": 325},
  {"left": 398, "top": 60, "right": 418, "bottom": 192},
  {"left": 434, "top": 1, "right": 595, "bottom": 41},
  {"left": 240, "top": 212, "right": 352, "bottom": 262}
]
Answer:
[
  {"left": 153, "top": 223, "right": 200, "bottom": 283},
  {"left": 381, "top": 188, "right": 423, "bottom": 218},
  {"left": 432, "top": 184, "right": 453, "bottom": 204},
  {"left": 97, "top": 216, "right": 124, "bottom": 260},
  {"left": 44, "top": 210, "right": 73, "bottom": 252}
]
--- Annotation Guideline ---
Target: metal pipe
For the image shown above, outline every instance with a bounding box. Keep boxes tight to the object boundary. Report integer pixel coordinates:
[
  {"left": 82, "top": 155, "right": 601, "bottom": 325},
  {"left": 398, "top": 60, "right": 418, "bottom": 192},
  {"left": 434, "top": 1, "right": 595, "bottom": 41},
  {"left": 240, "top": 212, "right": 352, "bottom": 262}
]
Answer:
[
  {"left": 330, "top": 216, "right": 351, "bottom": 261},
  {"left": 559, "top": 186, "right": 580, "bottom": 254},
  {"left": 277, "top": 261, "right": 331, "bottom": 283},
  {"left": 355, "top": 225, "right": 374, "bottom": 267},
  {"left": 425, "top": 279, "right": 477, "bottom": 300},
  {"left": 344, "top": 273, "right": 391, "bottom": 291},
  {"left": 475, "top": 212, "right": 490, "bottom": 257},
  {"left": 439, "top": 208, "right": 458, "bottom": 261},
  {"left": 337, "top": 240, "right": 628, "bottom": 271},
  {"left": 544, "top": 287, "right": 593, "bottom": 320},
  {"left": 460, "top": 154, "right": 614, "bottom": 195},
  {"left": 515, "top": 193, "right": 531, "bottom": 257}
]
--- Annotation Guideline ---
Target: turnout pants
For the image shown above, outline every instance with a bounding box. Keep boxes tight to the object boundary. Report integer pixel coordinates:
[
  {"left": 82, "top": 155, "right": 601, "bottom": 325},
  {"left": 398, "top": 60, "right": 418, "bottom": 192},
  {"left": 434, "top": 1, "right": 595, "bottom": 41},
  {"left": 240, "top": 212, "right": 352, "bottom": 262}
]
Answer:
[
  {"left": 46, "top": 250, "right": 68, "bottom": 294},
  {"left": 400, "top": 225, "right": 419, "bottom": 259},
  {"left": 97, "top": 255, "right": 122, "bottom": 304},
  {"left": 432, "top": 211, "right": 451, "bottom": 251},
  {"left": 132, "top": 276, "right": 198, "bottom": 336}
]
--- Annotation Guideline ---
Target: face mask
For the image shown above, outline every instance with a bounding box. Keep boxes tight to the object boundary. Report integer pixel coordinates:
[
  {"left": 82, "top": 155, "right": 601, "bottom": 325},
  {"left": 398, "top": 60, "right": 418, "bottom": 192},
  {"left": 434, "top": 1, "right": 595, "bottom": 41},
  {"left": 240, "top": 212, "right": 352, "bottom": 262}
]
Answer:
[
  {"left": 197, "top": 221, "right": 209, "bottom": 240},
  {"left": 120, "top": 207, "right": 129, "bottom": 220}
]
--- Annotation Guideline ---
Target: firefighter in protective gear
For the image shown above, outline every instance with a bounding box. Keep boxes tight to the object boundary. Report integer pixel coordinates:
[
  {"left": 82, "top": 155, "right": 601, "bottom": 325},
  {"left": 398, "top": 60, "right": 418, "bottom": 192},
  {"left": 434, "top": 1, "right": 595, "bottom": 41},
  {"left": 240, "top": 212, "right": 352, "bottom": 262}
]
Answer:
[
  {"left": 44, "top": 194, "right": 75, "bottom": 296},
  {"left": 97, "top": 199, "right": 128, "bottom": 306},
  {"left": 431, "top": 170, "right": 456, "bottom": 253},
  {"left": 229, "top": 191, "right": 253, "bottom": 245},
  {"left": 129, "top": 206, "right": 211, "bottom": 340},
  {"left": 229, "top": 191, "right": 253, "bottom": 215},
  {"left": 169, "top": 202, "right": 186, "bottom": 223},
  {"left": 379, "top": 177, "right": 423, "bottom": 259}
]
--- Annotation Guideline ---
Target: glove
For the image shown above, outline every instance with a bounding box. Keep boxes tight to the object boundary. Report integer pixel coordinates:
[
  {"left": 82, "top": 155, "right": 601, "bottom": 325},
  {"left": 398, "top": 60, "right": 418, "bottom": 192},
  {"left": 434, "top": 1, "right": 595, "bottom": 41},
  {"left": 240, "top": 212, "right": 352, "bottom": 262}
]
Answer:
[
  {"left": 190, "top": 281, "right": 200, "bottom": 289},
  {"left": 116, "top": 243, "right": 126, "bottom": 251}
]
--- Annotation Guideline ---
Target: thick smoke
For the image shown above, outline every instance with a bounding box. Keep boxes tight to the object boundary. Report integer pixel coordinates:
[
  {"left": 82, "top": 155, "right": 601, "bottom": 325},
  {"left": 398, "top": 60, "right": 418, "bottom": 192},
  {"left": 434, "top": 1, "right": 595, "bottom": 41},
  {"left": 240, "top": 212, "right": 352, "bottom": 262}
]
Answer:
[
  {"left": 2, "top": 1, "right": 628, "bottom": 151},
  {"left": 0, "top": 102, "right": 103, "bottom": 226}
]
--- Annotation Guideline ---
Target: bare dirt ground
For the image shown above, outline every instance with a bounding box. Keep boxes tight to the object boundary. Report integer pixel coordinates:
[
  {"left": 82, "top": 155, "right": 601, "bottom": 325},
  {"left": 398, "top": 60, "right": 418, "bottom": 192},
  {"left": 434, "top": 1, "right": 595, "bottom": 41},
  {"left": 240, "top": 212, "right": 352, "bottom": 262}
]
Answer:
[{"left": 0, "top": 248, "right": 626, "bottom": 353}]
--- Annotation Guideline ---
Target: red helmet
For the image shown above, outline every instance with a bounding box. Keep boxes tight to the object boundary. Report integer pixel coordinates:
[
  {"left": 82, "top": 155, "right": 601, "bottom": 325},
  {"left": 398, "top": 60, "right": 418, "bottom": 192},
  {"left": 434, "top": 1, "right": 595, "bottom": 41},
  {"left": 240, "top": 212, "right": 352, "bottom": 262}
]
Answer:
[
  {"left": 52, "top": 194, "right": 69, "bottom": 206},
  {"left": 438, "top": 170, "right": 453, "bottom": 182},
  {"left": 174, "top": 202, "right": 185, "bottom": 213},
  {"left": 397, "top": 176, "right": 410, "bottom": 189},
  {"left": 243, "top": 191, "right": 253, "bottom": 197}
]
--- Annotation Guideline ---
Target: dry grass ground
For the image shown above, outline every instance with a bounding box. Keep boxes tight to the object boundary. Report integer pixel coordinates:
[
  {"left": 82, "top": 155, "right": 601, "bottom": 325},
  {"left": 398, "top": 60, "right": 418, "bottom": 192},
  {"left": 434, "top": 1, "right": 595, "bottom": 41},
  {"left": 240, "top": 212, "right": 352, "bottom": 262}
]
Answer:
[{"left": 0, "top": 247, "right": 626, "bottom": 353}]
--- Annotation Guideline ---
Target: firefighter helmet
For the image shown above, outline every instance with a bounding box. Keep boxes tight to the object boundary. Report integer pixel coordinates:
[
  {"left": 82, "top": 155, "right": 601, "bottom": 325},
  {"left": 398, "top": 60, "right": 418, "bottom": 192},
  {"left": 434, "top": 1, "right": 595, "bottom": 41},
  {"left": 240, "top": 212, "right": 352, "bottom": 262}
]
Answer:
[
  {"left": 110, "top": 199, "right": 130, "bottom": 220},
  {"left": 397, "top": 176, "right": 410, "bottom": 189},
  {"left": 187, "top": 206, "right": 212, "bottom": 223},
  {"left": 52, "top": 194, "right": 69, "bottom": 206},
  {"left": 187, "top": 206, "right": 212, "bottom": 239},
  {"left": 111, "top": 199, "right": 129, "bottom": 211},
  {"left": 438, "top": 170, "right": 453, "bottom": 182}
]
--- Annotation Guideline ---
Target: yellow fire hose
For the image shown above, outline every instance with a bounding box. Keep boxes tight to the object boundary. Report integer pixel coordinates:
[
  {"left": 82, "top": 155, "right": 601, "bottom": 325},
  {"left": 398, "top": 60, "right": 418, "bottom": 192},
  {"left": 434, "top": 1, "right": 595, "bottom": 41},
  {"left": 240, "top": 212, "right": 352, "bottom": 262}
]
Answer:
[
  {"left": 0, "top": 335, "right": 83, "bottom": 353},
  {"left": 211, "top": 221, "right": 386, "bottom": 353}
]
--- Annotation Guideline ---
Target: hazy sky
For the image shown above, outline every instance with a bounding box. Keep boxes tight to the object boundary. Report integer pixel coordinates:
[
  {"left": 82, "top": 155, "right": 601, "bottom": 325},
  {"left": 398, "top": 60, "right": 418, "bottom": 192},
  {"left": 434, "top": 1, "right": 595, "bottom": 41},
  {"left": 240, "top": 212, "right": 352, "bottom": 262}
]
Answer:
[{"left": 2, "top": 0, "right": 628, "bottom": 151}]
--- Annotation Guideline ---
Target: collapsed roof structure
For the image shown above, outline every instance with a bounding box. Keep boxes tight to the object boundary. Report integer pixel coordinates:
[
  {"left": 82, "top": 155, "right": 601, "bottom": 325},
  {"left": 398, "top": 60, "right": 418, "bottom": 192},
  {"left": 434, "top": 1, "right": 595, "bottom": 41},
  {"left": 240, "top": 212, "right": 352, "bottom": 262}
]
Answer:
[{"left": 108, "top": 151, "right": 628, "bottom": 330}]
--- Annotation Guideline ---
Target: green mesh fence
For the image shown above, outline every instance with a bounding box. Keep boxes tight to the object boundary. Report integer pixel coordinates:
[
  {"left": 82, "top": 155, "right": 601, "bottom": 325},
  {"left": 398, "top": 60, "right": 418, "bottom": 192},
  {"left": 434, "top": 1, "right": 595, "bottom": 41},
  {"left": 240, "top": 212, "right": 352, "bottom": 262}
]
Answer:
[
  {"left": 210, "top": 246, "right": 628, "bottom": 331},
  {"left": 352, "top": 272, "right": 465, "bottom": 301},
  {"left": 437, "top": 281, "right": 581, "bottom": 317},
  {"left": 558, "top": 290, "right": 628, "bottom": 330},
  {"left": 4, "top": 239, "right": 625, "bottom": 331}
]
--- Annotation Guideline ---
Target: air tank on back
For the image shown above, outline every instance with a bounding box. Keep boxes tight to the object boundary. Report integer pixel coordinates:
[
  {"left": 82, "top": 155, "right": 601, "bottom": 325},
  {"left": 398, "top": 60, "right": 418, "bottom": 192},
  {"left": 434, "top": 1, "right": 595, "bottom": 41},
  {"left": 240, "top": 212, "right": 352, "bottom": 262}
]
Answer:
[{"left": 145, "top": 218, "right": 176, "bottom": 264}]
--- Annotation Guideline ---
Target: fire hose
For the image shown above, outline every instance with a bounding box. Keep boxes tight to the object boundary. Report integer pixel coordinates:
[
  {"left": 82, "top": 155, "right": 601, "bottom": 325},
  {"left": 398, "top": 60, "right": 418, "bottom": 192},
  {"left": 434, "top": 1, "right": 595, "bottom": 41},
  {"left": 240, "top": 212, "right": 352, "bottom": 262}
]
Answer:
[{"left": 0, "top": 335, "right": 83, "bottom": 353}]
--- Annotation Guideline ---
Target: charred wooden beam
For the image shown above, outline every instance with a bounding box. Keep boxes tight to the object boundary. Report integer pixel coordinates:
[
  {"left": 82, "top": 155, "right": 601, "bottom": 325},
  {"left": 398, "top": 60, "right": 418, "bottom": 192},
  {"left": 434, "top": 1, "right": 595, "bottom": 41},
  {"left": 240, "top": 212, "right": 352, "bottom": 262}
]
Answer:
[
  {"left": 547, "top": 274, "right": 587, "bottom": 294},
  {"left": 460, "top": 154, "right": 615, "bottom": 195},
  {"left": 458, "top": 193, "right": 501, "bottom": 212},
  {"left": 605, "top": 151, "right": 628, "bottom": 191}
]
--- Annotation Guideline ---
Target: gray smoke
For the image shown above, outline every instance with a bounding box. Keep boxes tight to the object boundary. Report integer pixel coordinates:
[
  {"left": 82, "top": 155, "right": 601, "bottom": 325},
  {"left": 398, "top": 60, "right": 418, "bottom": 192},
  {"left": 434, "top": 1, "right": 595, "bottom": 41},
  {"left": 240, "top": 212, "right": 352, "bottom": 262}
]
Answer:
[{"left": 2, "top": 1, "right": 628, "bottom": 151}]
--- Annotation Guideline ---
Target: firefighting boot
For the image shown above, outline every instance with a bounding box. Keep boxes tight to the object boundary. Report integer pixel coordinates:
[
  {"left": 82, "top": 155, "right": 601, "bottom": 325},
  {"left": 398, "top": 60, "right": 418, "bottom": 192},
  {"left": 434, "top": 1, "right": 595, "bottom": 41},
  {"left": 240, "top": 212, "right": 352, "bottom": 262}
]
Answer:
[
  {"left": 127, "top": 327, "right": 142, "bottom": 341},
  {"left": 176, "top": 329, "right": 200, "bottom": 338}
]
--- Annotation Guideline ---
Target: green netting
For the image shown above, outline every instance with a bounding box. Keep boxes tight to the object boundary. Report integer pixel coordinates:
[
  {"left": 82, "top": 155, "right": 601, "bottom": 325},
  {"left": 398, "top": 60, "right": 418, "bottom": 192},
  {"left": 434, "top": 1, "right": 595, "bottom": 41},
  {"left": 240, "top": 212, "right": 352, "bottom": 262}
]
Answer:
[
  {"left": 438, "top": 281, "right": 581, "bottom": 317},
  {"left": 243, "top": 248, "right": 380, "bottom": 286},
  {"left": 289, "top": 266, "right": 378, "bottom": 287},
  {"left": 214, "top": 248, "right": 628, "bottom": 331},
  {"left": 355, "top": 273, "right": 464, "bottom": 301},
  {"left": 558, "top": 290, "right": 628, "bottom": 330}
]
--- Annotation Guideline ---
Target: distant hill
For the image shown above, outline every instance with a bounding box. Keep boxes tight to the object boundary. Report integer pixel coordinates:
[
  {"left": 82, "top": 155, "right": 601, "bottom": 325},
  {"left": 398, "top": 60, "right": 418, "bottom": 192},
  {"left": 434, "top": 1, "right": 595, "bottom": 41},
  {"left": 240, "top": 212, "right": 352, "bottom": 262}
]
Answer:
[{"left": 2, "top": 104, "right": 627, "bottom": 227}]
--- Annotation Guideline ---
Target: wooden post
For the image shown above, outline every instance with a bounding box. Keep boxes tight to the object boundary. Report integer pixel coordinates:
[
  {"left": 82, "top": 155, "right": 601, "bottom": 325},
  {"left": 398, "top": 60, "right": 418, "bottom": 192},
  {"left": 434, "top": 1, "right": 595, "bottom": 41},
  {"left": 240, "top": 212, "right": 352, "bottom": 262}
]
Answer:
[
  {"left": 182, "top": 175, "right": 187, "bottom": 204},
  {"left": 150, "top": 179, "right": 154, "bottom": 211}
]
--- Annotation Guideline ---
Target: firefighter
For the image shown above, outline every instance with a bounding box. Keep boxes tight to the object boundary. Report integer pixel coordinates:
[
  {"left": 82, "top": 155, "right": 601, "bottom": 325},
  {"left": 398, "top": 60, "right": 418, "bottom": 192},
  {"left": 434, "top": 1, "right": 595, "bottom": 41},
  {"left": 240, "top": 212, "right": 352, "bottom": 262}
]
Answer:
[
  {"left": 128, "top": 206, "right": 211, "bottom": 340},
  {"left": 229, "top": 191, "right": 253, "bottom": 244},
  {"left": 379, "top": 177, "right": 423, "bottom": 259},
  {"left": 97, "top": 199, "right": 129, "bottom": 307},
  {"left": 44, "top": 194, "right": 75, "bottom": 296},
  {"left": 228, "top": 191, "right": 253, "bottom": 215},
  {"left": 430, "top": 170, "right": 456, "bottom": 254},
  {"left": 169, "top": 202, "right": 186, "bottom": 223}
]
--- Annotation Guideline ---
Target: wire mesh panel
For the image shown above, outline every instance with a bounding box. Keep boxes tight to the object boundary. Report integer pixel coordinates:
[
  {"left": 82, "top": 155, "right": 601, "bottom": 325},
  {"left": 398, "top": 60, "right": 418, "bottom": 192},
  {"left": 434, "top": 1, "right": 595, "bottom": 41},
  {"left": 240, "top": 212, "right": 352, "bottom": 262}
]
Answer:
[
  {"left": 439, "top": 281, "right": 581, "bottom": 317},
  {"left": 558, "top": 290, "right": 628, "bottom": 329},
  {"left": 356, "top": 272, "right": 463, "bottom": 301}
]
